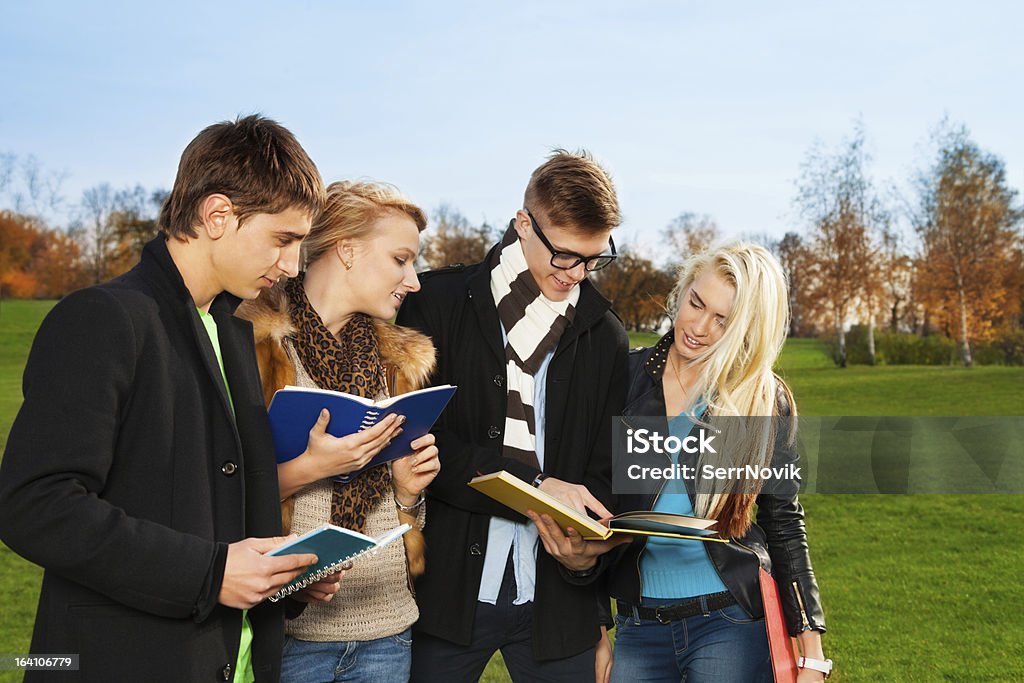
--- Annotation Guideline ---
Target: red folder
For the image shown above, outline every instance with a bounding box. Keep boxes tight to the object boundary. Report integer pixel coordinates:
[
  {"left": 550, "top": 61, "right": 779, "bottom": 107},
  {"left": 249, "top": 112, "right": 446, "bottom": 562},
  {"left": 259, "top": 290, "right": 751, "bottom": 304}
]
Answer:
[{"left": 759, "top": 567, "right": 799, "bottom": 683}]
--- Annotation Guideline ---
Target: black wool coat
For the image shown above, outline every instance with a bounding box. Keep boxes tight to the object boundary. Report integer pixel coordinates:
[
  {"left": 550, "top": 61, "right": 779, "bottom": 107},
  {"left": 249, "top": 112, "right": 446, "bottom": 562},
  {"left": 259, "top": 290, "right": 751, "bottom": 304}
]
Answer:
[
  {"left": 0, "top": 237, "right": 287, "bottom": 682},
  {"left": 395, "top": 249, "right": 629, "bottom": 662}
]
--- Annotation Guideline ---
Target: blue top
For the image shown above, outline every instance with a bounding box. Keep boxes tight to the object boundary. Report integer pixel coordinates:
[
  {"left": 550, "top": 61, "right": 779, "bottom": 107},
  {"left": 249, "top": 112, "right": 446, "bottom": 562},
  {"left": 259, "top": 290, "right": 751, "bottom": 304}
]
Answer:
[{"left": 639, "top": 408, "right": 728, "bottom": 600}]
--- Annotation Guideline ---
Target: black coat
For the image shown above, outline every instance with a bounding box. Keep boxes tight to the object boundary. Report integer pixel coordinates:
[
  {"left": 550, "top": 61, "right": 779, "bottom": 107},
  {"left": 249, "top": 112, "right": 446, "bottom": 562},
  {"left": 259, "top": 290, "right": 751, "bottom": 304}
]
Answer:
[
  {"left": 0, "top": 237, "right": 287, "bottom": 682},
  {"left": 605, "top": 335, "right": 826, "bottom": 636},
  {"left": 395, "top": 251, "right": 629, "bottom": 661}
]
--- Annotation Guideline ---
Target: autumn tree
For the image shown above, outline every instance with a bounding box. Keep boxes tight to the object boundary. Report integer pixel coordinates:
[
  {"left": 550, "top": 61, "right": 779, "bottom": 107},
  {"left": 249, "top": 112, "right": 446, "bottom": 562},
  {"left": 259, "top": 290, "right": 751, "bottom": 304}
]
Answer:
[
  {"left": 911, "top": 123, "right": 1022, "bottom": 366},
  {"left": 0, "top": 212, "right": 40, "bottom": 297},
  {"left": 0, "top": 212, "right": 88, "bottom": 298},
  {"left": 776, "top": 232, "right": 816, "bottom": 337},
  {"left": 878, "top": 226, "right": 914, "bottom": 332},
  {"left": 794, "top": 125, "right": 881, "bottom": 367},
  {"left": 0, "top": 153, "right": 67, "bottom": 228},
  {"left": 593, "top": 249, "right": 674, "bottom": 332},
  {"left": 661, "top": 212, "right": 720, "bottom": 271},
  {"left": 419, "top": 204, "right": 496, "bottom": 270},
  {"left": 74, "top": 183, "right": 164, "bottom": 284}
]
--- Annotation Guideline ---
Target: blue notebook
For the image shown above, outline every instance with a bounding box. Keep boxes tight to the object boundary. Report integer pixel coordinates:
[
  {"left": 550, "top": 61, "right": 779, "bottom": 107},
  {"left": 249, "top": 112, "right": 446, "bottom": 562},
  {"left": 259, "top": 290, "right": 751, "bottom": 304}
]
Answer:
[
  {"left": 266, "top": 523, "right": 411, "bottom": 602},
  {"left": 267, "top": 384, "right": 456, "bottom": 483}
]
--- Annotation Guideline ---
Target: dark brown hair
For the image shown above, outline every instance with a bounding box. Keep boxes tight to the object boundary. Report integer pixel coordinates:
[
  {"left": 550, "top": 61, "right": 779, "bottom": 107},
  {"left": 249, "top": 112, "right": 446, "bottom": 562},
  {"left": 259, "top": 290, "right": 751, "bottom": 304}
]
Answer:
[
  {"left": 158, "top": 114, "right": 325, "bottom": 239},
  {"left": 524, "top": 149, "right": 621, "bottom": 235}
]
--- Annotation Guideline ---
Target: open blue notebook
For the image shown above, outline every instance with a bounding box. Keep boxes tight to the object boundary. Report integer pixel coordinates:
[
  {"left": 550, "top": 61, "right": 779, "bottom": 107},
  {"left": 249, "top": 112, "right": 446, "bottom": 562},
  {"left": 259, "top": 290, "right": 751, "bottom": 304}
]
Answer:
[
  {"left": 266, "top": 523, "right": 411, "bottom": 602},
  {"left": 267, "top": 384, "right": 456, "bottom": 483}
]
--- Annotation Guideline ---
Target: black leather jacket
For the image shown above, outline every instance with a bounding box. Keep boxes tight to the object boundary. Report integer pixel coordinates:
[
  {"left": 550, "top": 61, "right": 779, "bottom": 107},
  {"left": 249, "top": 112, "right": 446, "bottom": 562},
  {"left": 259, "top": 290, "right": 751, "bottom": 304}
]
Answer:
[{"left": 605, "top": 334, "right": 826, "bottom": 636}]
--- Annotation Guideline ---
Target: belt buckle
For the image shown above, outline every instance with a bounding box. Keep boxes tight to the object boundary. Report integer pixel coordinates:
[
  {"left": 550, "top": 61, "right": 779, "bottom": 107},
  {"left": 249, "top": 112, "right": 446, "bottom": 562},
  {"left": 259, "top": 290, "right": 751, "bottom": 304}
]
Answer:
[{"left": 654, "top": 606, "right": 671, "bottom": 624}]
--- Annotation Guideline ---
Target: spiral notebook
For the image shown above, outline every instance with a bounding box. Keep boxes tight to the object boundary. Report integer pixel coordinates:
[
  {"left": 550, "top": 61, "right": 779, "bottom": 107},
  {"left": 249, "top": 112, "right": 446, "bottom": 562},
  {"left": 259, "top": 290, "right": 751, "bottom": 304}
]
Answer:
[{"left": 266, "top": 523, "right": 411, "bottom": 602}]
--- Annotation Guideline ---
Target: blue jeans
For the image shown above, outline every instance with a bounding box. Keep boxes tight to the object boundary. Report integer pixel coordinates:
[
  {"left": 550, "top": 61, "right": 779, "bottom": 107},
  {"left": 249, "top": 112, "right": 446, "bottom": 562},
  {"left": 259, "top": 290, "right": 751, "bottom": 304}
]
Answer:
[
  {"left": 610, "top": 597, "right": 771, "bottom": 683},
  {"left": 280, "top": 629, "right": 413, "bottom": 683}
]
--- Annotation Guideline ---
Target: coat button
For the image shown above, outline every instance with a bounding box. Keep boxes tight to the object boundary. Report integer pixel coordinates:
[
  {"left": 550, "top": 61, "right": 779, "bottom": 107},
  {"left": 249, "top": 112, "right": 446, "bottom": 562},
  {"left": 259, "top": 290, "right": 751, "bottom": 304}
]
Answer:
[
  {"left": 469, "top": 543, "right": 482, "bottom": 556},
  {"left": 493, "top": 374, "right": 504, "bottom": 387},
  {"left": 487, "top": 425, "right": 501, "bottom": 439},
  {"left": 221, "top": 461, "right": 237, "bottom": 476},
  {"left": 220, "top": 663, "right": 232, "bottom": 680}
]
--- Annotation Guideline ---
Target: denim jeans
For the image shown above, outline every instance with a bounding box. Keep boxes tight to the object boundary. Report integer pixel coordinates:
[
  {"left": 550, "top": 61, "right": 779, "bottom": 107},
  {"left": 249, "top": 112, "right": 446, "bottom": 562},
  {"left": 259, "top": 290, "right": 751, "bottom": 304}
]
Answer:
[
  {"left": 280, "top": 629, "right": 413, "bottom": 683},
  {"left": 610, "top": 597, "right": 771, "bottom": 683}
]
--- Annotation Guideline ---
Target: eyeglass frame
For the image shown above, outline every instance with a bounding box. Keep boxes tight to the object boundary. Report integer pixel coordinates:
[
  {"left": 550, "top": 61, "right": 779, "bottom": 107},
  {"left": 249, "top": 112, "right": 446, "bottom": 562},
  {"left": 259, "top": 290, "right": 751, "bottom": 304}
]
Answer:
[{"left": 524, "top": 208, "right": 617, "bottom": 272}]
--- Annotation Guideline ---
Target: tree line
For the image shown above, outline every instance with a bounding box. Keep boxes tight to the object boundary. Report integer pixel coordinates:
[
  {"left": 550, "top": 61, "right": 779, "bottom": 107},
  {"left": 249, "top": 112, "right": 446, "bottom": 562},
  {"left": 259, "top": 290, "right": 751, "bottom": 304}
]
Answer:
[{"left": 2, "top": 119, "right": 1021, "bottom": 367}]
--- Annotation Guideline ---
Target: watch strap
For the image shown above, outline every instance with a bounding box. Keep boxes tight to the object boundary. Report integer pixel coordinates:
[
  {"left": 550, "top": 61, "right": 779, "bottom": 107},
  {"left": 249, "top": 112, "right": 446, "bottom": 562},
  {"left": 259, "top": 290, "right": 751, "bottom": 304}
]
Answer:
[{"left": 797, "top": 656, "right": 833, "bottom": 678}]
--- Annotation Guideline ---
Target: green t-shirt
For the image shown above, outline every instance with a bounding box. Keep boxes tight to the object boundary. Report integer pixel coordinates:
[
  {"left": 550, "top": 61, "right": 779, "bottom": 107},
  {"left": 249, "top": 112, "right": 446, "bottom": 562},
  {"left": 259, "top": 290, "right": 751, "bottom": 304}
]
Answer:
[{"left": 198, "top": 308, "right": 254, "bottom": 683}]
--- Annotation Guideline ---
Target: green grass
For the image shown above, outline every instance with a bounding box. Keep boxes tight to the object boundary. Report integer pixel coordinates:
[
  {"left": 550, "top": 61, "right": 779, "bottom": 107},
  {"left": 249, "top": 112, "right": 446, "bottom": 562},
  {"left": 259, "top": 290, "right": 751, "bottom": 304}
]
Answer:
[
  {"left": 1, "top": 305, "right": 1022, "bottom": 681},
  {"left": 0, "top": 300, "right": 52, "bottom": 681}
]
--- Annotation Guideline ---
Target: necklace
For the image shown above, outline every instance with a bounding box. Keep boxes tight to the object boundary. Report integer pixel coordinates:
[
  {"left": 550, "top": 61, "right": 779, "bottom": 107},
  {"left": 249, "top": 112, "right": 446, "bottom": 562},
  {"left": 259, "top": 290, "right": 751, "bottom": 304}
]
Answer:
[{"left": 669, "top": 350, "right": 691, "bottom": 403}]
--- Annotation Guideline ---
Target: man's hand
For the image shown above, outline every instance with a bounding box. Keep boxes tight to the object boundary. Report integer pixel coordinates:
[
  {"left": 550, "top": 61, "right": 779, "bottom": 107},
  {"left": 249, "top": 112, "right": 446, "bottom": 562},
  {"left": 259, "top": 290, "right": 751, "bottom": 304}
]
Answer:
[
  {"left": 526, "top": 510, "right": 631, "bottom": 573},
  {"left": 536, "top": 477, "right": 612, "bottom": 519},
  {"left": 292, "top": 570, "right": 344, "bottom": 604},
  {"left": 218, "top": 536, "right": 318, "bottom": 609}
]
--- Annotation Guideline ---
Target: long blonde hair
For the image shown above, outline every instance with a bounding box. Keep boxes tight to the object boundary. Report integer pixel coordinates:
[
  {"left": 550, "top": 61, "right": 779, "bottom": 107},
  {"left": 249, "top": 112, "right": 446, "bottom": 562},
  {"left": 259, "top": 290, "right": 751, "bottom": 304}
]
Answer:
[{"left": 668, "top": 242, "right": 795, "bottom": 537}]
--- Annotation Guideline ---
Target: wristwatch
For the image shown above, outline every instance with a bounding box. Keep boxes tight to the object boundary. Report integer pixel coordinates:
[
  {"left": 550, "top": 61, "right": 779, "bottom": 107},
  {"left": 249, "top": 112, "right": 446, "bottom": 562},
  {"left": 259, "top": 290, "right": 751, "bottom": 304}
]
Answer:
[
  {"left": 797, "top": 656, "right": 833, "bottom": 679},
  {"left": 566, "top": 564, "right": 597, "bottom": 578},
  {"left": 531, "top": 473, "right": 549, "bottom": 488}
]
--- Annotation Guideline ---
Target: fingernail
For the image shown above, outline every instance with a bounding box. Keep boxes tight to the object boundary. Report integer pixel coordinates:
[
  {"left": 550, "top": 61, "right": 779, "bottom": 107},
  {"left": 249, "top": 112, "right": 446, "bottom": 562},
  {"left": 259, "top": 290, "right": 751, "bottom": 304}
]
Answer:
[{"left": 398, "top": 416, "right": 407, "bottom": 425}]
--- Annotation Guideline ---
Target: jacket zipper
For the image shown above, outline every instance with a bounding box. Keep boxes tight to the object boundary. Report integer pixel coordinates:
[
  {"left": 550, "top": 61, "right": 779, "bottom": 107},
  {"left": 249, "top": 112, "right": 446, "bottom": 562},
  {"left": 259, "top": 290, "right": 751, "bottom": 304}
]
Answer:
[
  {"left": 792, "top": 580, "right": 811, "bottom": 631},
  {"left": 732, "top": 536, "right": 812, "bottom": 630}
]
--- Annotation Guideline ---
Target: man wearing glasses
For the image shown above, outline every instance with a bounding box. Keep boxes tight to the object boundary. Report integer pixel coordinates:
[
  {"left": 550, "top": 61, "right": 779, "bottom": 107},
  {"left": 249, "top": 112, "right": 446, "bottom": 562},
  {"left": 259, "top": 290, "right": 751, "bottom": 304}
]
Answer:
[{"left": 397, "top": 150, "right": 628, "bottom": 682}]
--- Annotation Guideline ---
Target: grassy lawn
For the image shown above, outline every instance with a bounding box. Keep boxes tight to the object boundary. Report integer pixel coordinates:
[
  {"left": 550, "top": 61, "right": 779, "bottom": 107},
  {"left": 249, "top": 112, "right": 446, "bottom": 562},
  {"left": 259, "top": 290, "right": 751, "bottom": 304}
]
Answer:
[{"left": 1, "top": 302, "right": 1022, "bottom": 681}]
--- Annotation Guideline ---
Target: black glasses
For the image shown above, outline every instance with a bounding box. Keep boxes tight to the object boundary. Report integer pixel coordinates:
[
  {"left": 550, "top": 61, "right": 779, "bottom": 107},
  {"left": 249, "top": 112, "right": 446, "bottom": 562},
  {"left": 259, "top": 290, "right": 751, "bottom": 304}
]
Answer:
[{"left": 525, "top": 209, "right": 617, "bottom": 272}]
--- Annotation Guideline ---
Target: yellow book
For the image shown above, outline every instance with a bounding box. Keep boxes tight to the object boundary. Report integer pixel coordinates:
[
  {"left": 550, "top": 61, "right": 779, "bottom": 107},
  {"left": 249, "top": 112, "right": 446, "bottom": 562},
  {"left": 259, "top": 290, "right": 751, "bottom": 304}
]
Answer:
[{"left": 468, "top": 470, "right": 727, "bottom": 543}]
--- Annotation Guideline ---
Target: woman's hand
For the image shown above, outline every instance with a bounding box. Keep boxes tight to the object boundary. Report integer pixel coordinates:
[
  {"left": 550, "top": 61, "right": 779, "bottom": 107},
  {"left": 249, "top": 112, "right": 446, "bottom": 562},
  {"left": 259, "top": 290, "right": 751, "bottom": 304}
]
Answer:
[
  {"left": 595, "top": 625, "right": 613, "bottom": 683},
  {"left": 392, "top": 433, "right": 440, "bottom": 505},
  {"left": 526, "top": 510, "right": 631, "bottom": 573},
  {"left": 278, "top": 410, "right": 405, "bottom": 498},
  {"left": 292, "top": 570, "right": 345, "bottom": 604},
  {"left": 796, "top": 630, "right": 828, "bottom": 682}
]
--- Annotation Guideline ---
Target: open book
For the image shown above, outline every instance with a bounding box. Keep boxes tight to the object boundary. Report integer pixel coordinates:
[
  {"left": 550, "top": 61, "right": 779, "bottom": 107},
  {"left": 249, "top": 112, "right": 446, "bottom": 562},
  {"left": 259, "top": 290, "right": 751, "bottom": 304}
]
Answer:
[
  {"left": 268, "top": 384, "right": 456, "bottom": 482},
  {"left": 468, "top": 470, "right": 726, "bottom": 542},
  {"left": 266, "top": 523, "right": 411, "bottom": 602}
]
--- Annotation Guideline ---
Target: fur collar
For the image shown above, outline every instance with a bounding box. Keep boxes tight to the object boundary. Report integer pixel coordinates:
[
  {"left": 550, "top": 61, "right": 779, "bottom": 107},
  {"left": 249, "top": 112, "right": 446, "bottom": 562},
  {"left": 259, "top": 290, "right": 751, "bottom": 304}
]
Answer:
[{"left": 237, "top": 282, "right": 436, "bottom": 391}]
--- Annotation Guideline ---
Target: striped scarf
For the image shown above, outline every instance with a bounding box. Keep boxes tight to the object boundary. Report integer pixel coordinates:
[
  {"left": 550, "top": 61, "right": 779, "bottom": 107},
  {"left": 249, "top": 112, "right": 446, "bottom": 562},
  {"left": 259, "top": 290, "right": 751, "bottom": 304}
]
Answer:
[{"left": 489, "top": 222, "right": 579, "bottom": 469}]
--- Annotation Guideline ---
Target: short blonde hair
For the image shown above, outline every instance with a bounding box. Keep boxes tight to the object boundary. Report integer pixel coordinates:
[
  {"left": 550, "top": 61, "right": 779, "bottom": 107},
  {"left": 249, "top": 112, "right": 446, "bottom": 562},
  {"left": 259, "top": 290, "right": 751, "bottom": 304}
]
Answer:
[{"left": 302, "top": 181, "right": 427, "bottom": 266}]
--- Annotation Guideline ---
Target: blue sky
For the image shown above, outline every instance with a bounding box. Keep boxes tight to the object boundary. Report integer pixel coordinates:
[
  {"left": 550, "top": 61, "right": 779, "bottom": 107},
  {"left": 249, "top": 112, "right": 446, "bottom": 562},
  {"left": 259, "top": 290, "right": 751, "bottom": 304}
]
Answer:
[{"left": 2, "top": 1, "right": 1020, "bottom": 252}]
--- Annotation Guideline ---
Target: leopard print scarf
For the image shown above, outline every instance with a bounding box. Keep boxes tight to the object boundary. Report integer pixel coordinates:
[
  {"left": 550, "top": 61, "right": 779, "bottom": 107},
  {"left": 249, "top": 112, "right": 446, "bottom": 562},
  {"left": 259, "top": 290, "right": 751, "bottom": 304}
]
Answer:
[{"left": 285, "top": 275, "right": 391, "bottom": 533}]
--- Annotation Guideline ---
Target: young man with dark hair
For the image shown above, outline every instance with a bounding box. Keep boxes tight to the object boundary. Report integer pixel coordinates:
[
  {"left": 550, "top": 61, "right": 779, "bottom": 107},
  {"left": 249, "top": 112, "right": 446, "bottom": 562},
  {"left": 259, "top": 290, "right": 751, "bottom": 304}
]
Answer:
[
  {"left": 398, "top": 150, "right": 629, "bottom": 682},
  {"left": 0, "top": 115, "right": 335, "bottom": 682}
]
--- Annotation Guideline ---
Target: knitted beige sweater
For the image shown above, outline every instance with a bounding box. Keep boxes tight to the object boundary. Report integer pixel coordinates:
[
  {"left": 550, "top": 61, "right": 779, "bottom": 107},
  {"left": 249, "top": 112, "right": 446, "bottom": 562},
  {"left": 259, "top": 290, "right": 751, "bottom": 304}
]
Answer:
[{"left": 284, "top": 344, "right": 423, "bottom": 642}]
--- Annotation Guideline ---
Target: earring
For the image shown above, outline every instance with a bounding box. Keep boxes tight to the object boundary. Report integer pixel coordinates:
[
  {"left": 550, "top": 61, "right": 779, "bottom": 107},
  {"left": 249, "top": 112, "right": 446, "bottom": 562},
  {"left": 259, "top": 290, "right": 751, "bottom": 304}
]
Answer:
[{"left": 342, "top": 258, "right": 353, "bottom": 270}]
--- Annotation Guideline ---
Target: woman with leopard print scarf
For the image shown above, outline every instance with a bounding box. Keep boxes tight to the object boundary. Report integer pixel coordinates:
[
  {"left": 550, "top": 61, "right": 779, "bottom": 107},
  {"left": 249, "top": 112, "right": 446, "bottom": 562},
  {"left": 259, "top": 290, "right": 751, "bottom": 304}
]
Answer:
[{"left": 238, "top": 180, "right": 438, "bottom": 683}]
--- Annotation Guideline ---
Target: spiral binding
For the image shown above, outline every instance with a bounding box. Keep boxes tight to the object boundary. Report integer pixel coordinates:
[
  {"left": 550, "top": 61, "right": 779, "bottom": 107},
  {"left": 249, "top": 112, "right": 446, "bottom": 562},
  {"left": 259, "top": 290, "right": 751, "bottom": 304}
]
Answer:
[
  {"left": 359, "top": 409, "right": 382, "bottom": 429},
  {"left": 268, "top": 545, "right": 385, "bottom": 602},
  {"left": 336, "top": 409, "right": 383, "bottom": 483}
]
